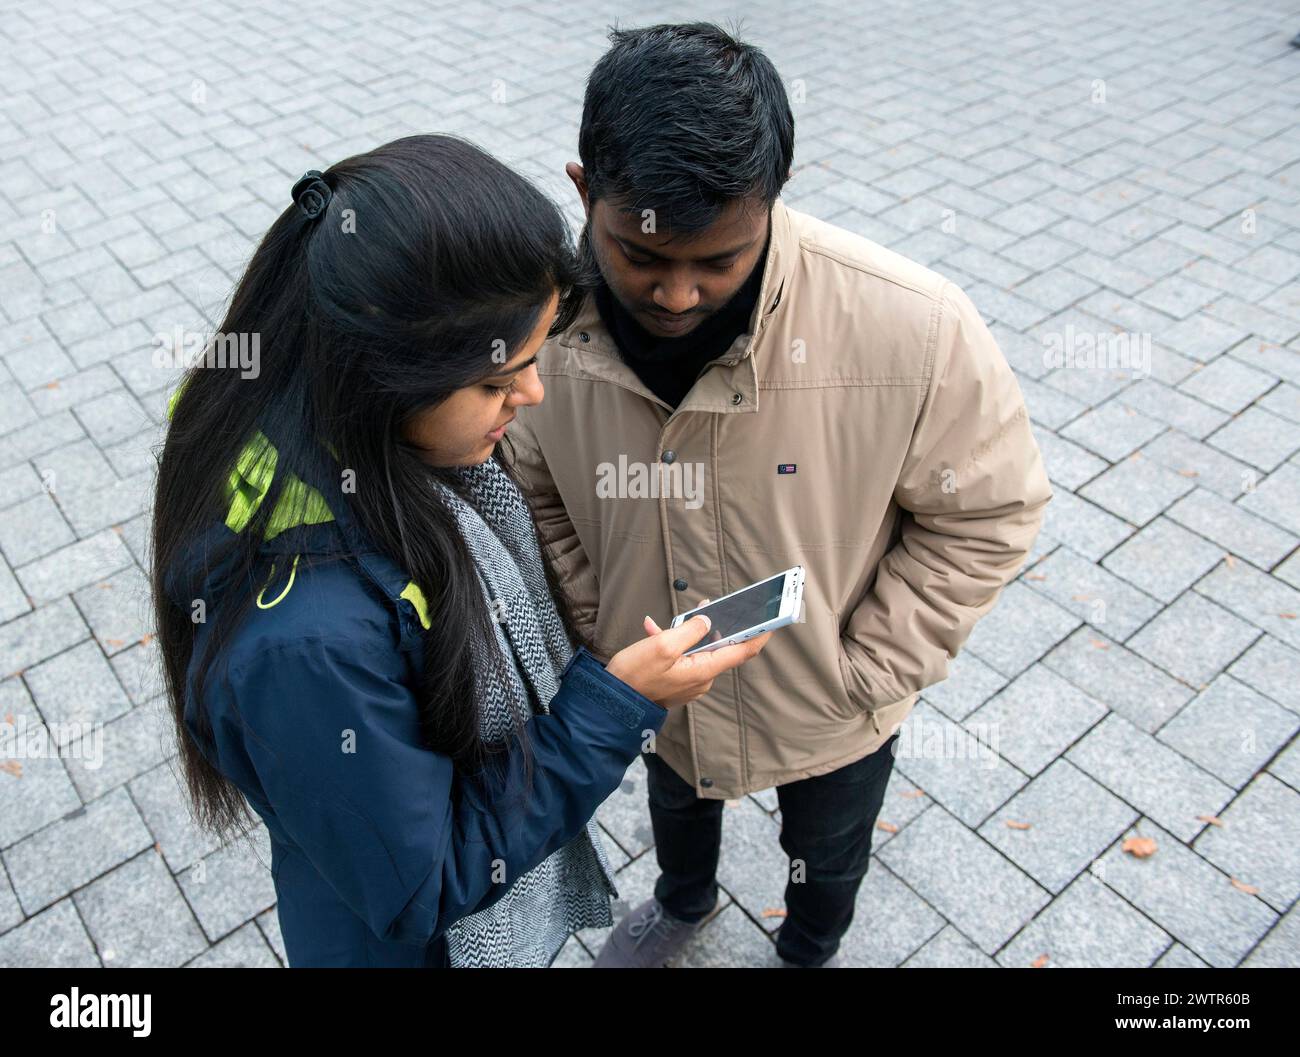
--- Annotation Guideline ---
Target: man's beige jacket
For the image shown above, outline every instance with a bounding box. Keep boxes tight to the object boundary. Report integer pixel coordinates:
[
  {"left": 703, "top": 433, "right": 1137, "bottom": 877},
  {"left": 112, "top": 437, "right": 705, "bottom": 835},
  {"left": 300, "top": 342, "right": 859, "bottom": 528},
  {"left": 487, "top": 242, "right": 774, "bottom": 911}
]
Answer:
[{"left": 508, "top": 197, "right": 1052, "bottom": 799}]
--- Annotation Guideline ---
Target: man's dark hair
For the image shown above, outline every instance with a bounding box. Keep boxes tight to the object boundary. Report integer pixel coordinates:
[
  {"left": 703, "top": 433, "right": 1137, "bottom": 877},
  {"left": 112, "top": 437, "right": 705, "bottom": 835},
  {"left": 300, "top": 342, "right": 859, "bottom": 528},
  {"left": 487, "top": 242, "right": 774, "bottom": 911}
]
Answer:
[{"left": 578, "top": 22, "right": 795, "bottom": 233}]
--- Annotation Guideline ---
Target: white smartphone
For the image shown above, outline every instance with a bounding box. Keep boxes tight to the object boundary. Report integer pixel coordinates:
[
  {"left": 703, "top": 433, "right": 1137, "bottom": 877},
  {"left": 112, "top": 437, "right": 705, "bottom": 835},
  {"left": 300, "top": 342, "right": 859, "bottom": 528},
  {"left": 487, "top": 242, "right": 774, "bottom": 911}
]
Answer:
[{"left": 669, "top": 566, "right": 805, "bottom": 656}]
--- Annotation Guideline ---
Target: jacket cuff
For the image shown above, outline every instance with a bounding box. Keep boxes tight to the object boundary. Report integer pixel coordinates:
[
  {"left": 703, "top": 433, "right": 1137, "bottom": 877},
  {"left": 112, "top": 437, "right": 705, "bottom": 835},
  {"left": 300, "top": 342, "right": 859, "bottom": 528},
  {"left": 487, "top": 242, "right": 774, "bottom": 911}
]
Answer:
[{"left": 561, "top": 645, "right": 669, "bottom": 729}]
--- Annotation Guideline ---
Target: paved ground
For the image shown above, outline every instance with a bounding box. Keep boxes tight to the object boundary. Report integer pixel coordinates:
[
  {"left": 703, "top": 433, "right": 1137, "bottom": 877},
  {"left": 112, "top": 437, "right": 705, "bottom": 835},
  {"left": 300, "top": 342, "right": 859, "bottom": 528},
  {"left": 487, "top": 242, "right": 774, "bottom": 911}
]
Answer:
[{"left": 1, "top": 0, "right": 1298, "bottom": 969}]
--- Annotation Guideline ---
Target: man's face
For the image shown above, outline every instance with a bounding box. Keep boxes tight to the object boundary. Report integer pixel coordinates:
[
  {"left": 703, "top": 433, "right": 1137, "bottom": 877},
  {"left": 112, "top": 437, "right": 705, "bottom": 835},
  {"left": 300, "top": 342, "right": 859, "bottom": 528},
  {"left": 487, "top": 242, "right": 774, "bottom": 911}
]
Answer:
[{"left": 568, "top": 163, "right": 770, "bottom": 340}]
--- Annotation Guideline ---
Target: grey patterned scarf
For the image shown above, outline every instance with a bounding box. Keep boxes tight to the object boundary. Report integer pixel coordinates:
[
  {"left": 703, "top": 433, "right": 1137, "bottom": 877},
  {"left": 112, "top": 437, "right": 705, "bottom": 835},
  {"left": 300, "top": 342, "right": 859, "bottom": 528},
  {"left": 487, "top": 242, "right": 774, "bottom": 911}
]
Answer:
[{"left": 431, "top": 456, "right": 619, "bottom": 968}]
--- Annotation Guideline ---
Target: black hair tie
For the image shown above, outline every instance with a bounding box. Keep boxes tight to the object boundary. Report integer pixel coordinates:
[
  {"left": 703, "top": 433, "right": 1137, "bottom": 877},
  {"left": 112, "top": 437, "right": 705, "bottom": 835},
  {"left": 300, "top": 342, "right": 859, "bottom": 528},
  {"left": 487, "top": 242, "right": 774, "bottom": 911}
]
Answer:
[{"left": 291, "top": 170, "right": 333, "bottom": 220}]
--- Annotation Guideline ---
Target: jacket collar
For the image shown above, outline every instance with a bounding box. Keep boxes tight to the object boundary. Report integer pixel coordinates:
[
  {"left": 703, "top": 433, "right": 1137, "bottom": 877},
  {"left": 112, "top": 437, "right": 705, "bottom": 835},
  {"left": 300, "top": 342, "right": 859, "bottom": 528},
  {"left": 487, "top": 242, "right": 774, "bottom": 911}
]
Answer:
[{"left": 551, "top": 197, "right": 794, "bottom": 418}]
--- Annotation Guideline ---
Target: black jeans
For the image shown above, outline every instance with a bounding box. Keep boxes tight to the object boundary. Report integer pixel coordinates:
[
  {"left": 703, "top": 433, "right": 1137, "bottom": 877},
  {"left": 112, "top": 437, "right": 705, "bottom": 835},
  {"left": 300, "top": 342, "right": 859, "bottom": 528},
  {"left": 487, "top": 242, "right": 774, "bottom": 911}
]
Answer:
[{"left": 642, "top": 733, "right": 899, "bottom": 967}]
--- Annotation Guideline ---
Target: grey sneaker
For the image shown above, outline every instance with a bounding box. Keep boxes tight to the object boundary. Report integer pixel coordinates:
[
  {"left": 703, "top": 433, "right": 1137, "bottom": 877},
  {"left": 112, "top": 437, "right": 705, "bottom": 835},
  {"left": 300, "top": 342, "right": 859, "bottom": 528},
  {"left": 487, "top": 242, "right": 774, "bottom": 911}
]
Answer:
[{"left": 592, "top": 897, "right": 709, "bottom": 967}]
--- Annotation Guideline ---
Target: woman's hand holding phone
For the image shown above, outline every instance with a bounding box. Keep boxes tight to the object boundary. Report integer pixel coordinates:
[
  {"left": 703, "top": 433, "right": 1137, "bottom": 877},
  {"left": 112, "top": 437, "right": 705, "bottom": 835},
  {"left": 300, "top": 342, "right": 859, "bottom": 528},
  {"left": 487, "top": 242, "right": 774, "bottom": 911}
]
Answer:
[{"left": 604, "top": 613, "right": 774, "bottom": 710}]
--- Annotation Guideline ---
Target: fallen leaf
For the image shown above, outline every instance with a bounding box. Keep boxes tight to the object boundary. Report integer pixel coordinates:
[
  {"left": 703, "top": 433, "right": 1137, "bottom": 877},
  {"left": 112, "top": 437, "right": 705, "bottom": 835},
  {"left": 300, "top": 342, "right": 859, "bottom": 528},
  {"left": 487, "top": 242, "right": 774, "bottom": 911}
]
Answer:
[
  {"left": 1005, "top": 820, "right": 1032, "bottom": 830},
  {"left": 1025, "top": 573, "right": 1047, "bottom": 581},
  {"left": 140, "top": 633, "right": 154, "bottom": 646},
  {"left": 105, "top": 638, "right": 125, "bottom": 648},
  {"left": 761, "top": 908, "right": 787, "bottom": 919},
  {"left": 1123, "top": 836, "right": 1157, "bottom": 858},
  {"left": 1281, "top": 613, "right": 1296, "bottom": 620},
  {"left": 1197, "top": 815, "right": 1223, "bottom": 826},
  {"left": 1090, "top": 639, "right": 1110, "bottom": 650},
  {"left": 1224, "top": 554, "right": 1237, "bottom": 568},
  {"left": 1, "top": 761, "right": 22, "bottom": 778},
  {"left": 902, "top": 788, "right": 926, "bottom": 798},
  {"left": 1177, "top": 468, "right": 1199, "bottom": 477},
  {"left": 876, "top": 820, "right": 898, "bottom": 833},
  {"left": 1031, "top": 954, "right": 1049, "bottom": 968},
  {"left": 1230, "top": 878, "right": 1259, "bottom": 895}
]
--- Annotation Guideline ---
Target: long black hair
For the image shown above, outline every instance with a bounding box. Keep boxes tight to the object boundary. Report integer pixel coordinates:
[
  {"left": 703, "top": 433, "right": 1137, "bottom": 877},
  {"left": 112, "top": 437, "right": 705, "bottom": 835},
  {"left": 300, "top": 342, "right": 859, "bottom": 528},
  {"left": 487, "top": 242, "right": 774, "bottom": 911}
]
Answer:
[{"left": 153, "top": 134, "right": 592, "bottom": 841}]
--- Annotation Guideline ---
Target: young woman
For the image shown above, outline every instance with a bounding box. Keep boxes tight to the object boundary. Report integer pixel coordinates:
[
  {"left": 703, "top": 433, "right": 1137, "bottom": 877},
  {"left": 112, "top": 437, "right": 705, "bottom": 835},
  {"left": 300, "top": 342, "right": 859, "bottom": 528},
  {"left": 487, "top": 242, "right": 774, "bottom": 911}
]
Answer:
[{"left": 151, "top": 134, "right": 771, "bottom": 968}]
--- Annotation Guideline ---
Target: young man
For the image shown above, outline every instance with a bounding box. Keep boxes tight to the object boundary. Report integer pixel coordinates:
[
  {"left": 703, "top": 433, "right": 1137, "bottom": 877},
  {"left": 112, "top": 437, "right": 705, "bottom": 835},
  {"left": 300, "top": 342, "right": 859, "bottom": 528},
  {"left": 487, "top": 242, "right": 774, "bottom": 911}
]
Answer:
[{"left": 508, "top": 22, "right": 1053, "bottom": 968}]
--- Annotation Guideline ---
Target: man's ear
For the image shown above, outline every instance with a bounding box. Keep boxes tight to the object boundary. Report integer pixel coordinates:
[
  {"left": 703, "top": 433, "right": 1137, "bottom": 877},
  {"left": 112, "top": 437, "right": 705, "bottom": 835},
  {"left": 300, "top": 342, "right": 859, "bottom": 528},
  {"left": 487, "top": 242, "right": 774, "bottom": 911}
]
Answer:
[{"left": 565, "top": 162, "right": 589, "bottom": 215}]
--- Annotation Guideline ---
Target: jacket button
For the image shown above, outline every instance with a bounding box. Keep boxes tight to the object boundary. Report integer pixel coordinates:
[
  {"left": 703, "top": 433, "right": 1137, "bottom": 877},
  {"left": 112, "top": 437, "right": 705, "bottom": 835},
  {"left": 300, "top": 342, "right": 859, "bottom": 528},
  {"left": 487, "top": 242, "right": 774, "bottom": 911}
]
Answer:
[
  {"left": 700, "top": 777, "right": 714, "bottom": 788},
  {"left": 673, "top": 578, "right": 688, "bottom": 591},
  {"left": 579, "top": 331, "right": 590, "bottom": 342},
  {"left": 662, "top": 450, "right": 676, "bottom": 463},
  {"left": 730, "top": 393, "right": 743, "bottom": 405}
]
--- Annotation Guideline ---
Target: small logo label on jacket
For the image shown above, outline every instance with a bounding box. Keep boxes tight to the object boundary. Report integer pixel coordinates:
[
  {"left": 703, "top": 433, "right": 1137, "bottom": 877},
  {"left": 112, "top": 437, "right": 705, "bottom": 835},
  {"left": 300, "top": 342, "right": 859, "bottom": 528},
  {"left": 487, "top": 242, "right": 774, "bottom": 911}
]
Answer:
[{"left": 778, "top": 463, "right": 797, "bottom": 474}]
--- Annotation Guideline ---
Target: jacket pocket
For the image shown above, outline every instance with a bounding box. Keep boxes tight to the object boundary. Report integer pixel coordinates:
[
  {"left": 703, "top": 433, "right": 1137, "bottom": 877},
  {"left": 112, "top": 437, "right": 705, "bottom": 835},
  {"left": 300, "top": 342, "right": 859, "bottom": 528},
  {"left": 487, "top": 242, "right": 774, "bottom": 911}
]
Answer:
[{"left": 830, "top": 609, "right": 868, "bottom": 722}]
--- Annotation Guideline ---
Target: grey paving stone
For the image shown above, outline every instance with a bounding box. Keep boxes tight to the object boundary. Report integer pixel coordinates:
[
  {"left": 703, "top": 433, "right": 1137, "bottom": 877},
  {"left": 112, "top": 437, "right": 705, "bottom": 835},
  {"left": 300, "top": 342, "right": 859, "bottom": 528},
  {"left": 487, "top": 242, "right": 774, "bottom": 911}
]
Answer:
[
  {"left": 963, "top": 581, "right": 1081, "bottom": 678},
  {"left": 14, "top": 528, "right": 135, "bottom": 606},
  {"left": 1143, "top": 428, "right": 1257, "bottom": 500},
  {"left": 892, "top": 701, "right": 1027, "bottom": 828},
  {"left": 1165, "top": 488, "right": 1295, "bottom": 570},
  {"left": 72, "top": 565, "right": 151, "bottom": 656},
  {"left": 1060, "top": 399, "right": 1167, "bottom": 462},
  {"left": 1025, "top": 545, "right": 1162, "bottom": 638},
  {"left": 177, "top": 825, "right": 277, "bottom": 942},
  {"left": 32, "top": 438, "right": 117, "bottom": 497},
  {"left": 901, "top": 924, "right": 999, "bottom": 968},
  {"left": 0, "top": 597, "right": 89, "bottom": 678},
  {"left": 0, "top": 493, "right": 75, "bottom": 567},
  {"left": 876, "top": 804, "right": 1050, "bottom": 956},
  {"left": 1206, "top": 406, "right": 1300, "bottom": 472},
  {"left": 968, "top": 663, "right": 1107, "bottom": 777},
  {"left": 185, "top": 920, "right": 281, "bottom": 968},
  {"left": 872, "top": 765, "right": 933, "bottom": 846},
  {"left": 24, "top": 639, "right": 131, "bottom": 738},
  {"left": 128, "top": 760, "right": 224, "bottom": 872},
  {"left": 1019, "top": 375, "right": 1089, "bottom": 429},
  {"left": 1178, "top": 355, "right": 1279, "bottom": 414},
  {"left": 1078, "top": 451, "right": 1197, "bottom": 526},
  {"left": 0, "top": 899, "right": 100, "bottom": 967},
  {"left": 997, "top": 873, "right": 1172, "bottom": 968},
  {"left": 1094, "top": 819, "right": 1276, "bottom": 968},
  {"left": 255, "top": 906, "right": 286, "bottom": 966},
  {"left": 977, "top": 758, "right": 1137, "bottom": 895},
  {"left": 1228, "top": 635, "right": 1300, "bottom": 715},
  {"left": 1157, "top": 675, "right": 1298, "bottom": 789},
  {"left": 0, "top": 560, "right": 28, "bottom": 626},
  {"left": 1259, "top": 381, "right": 1300, "bottom": 424},
  {"left": 0, "top": 861, "right": 21, "bottom": 932},
  {"left": 108, "top": 639, "right": 164, "bottom": 706},
  {"left": 1042, "top": 625, "right": 1193, "bottom": 731},
  {"left": 55, "top": 471, "right": 152, "bottom": 538},
  {"left": 593, "top": 758, "right": 655, "bottom": 861},
  {"left": 1155, "top": 942, "right": 1211, "bottom": 968},
  {"left": 4, "top": 786, "right": 153, "bottom": 914},
  {"left": 1193, "top": 773, "right": 1300, "bottom": 914},
  {"left": 1066, "top": 714, "right": 1234, "bottom": 841},
  {"left": 919, "top": 647, "right": 1009, "bottom": 721},
  {"left": 1240, "top": 463, "right": 1300, "bottom": 537},
  {"left": 1241, "top": 906, "right": 1300, "bottom": 967},
  {"left": 1127, "top": 591, "right": 1261, "bottom": 688},
  {"left": 1115, "top": 377, "right": 1228, "bottom": 439},
  {"left": 73, "top": 849, "right": 208, "bottom": 967},
  {"left": 1038, "top": 488, "right": 1134, "bottom": 562},
  {"left": 1032, "top": 426, "right": 1107, "bottom": 490},
  {"left": 835, "top": 858, "right": 947, "bottom": 967},
  {"left": 1194, "top": 559, "right": 1300, "bottom": 653},
  {"left": 65, "top": 694, "right": 175, "bottom": 802},
  {"left": 1101, "top": 515, "right": 1225, "bottom": 603},
  {"left": 0, "top": 683, "right": 85, "bottom": 848}
]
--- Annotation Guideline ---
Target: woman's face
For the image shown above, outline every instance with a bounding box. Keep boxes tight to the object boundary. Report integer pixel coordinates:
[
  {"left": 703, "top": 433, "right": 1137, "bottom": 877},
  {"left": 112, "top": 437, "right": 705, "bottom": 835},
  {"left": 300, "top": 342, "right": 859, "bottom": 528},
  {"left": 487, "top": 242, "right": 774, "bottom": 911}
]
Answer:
[{"left": 402, "top": 291, "right": 558, "bottom": 466}]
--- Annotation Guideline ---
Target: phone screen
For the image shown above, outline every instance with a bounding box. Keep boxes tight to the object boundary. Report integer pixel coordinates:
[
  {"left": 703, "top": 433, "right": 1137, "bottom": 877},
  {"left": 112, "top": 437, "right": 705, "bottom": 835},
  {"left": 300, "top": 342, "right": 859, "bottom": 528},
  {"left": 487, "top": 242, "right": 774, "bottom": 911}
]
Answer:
[{"left": 679, "top": 574, "right": 787, "bottom": 652}]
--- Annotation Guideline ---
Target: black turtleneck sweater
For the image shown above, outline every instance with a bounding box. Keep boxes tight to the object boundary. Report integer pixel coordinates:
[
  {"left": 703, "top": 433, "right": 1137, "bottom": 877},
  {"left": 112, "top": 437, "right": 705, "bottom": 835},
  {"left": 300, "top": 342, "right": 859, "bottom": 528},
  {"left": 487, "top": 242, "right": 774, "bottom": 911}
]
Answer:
[{"left": 594, "top": 236, "right": 769, "bottom": 409}]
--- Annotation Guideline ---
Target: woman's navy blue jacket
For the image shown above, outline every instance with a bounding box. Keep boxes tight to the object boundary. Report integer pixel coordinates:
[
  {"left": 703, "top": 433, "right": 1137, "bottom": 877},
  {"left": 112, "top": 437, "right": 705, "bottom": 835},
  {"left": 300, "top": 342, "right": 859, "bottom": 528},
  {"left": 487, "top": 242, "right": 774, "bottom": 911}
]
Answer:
[{"left": 176, "top": 435, "right": 667, "bottom": 967}]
